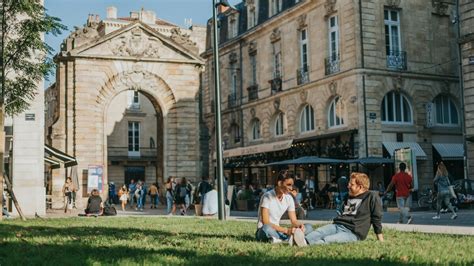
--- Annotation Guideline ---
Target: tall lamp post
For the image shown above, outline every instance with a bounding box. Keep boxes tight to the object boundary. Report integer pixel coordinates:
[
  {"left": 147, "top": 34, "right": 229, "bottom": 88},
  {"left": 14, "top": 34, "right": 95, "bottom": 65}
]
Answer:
[{"left": 212, "top": 0, "right": 232, "bottom": 220}]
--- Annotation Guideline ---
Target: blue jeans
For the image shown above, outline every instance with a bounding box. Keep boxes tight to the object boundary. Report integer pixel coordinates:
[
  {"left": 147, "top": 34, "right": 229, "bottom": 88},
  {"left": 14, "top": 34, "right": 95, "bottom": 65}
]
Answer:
[
  {"left": 166, "top": 192, "right": 174, "bottom": 214},
  {"left": 305, "top": 224, "right": 358, "bottom": 245},
  {"left": 129, "top": 190, "right": 136, "bottom": 206},
  {"left": 255, "top": 223, "right": 314, "bottom": 242},
  {"left": 150, "top": 195, "right": 159, "bottom": 207},
  {"left": 396, "top": 196, "right": 411, "bottom": 222}
]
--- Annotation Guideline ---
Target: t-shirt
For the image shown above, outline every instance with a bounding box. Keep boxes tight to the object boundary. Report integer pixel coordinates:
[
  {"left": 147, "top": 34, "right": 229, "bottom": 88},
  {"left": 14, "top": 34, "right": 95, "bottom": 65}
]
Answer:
[
  {"left": 202, "top": 190, "right": 218, "bottom": 215},
  {"left": 391, "top": 172, "right": 413, "bottom": 197},
  {"left": 257, "top": 190, "right": 295, "bottom": 229},
  {"left": 86, "top": 195, "right": 102, "bottom": 214}
]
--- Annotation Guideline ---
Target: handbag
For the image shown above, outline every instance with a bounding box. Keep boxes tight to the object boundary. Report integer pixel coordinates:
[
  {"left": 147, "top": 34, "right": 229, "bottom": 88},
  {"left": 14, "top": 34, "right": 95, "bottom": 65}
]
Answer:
[{"left": 448, "top": 185, "right": 456, "bottom": 199}]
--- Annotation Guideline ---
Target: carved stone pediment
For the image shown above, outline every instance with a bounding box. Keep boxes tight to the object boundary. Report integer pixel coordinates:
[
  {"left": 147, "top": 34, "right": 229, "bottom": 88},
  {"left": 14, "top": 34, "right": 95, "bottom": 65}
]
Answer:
[
  {"left": 108, "top": 28, "right": 163, "bottom": 57},
  {"left": 386, "top": 0, "right": 401, "bottom": 9},
  {"left": 297, "top": 14, "right": 307, "bottom": 30},
  {"left": 248, "top": 41, "right": 257, "bottom": 55},
  {"left": 270, "top": 28, "right": 281, "bottom": 43},
  {"left": 432, "top": 0, "right": 450, "bottom": 16},
  {"left": 170, "top": 28, "right": 198, "bottom": 53},
  {"left": 324, "top": 0, "right": 337, "bottom": 17}
]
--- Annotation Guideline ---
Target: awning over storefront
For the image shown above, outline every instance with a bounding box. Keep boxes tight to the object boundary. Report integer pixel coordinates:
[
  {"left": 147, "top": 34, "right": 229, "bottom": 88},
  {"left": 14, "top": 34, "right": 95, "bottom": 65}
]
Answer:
[
  {"left": 44, "top": 144, "right": 78, "bottom": 167},
  {"left": 432, "top": 143, "right": 464, "bottom": 160},
  {"left": 382, "top": 142, "right": 427, "bottom": 160},
  {"left": 44, "top": 156, "right": 61, "bottom": 169},
  {"left": 223, "top": 139, "right": 293, "bottom": 158},
  {"left": 267, "top": 156, "right": 344, "bottom": 166}
]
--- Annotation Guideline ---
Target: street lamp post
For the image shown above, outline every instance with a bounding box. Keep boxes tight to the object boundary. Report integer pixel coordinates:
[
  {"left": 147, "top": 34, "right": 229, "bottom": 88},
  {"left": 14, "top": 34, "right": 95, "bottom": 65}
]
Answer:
[{"left": 212, "top": 0, "right": 231, "bottom": 220}]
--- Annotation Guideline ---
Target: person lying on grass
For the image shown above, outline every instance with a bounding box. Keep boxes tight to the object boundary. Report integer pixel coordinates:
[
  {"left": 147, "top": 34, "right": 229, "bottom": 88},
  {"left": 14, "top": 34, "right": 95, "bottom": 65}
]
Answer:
[
  {"left": 292, "top": 172, "right": 384, "bottom": 246},
  {"left": 256, "top": 172, "right": 314, "bottom": 244}
]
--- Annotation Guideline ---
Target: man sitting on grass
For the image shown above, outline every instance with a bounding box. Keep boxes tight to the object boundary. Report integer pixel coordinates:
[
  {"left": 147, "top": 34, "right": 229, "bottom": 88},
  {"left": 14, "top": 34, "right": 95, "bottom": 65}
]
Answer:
[
  {"left": 292, "top": 172, "right": 384, "bottom": 246},
  {"left": 256, "top": 172, "right": 313, "bottom": 244}
]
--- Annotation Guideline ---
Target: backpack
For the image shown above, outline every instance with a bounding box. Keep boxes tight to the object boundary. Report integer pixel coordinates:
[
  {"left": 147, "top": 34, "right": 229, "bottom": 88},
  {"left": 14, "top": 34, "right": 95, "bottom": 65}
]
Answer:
[
  {"left": 179, "top": 185, "right": 188, "bottom": 198},
  {"left": 103, "top": 206, "right": 117, "bottom": 216}
]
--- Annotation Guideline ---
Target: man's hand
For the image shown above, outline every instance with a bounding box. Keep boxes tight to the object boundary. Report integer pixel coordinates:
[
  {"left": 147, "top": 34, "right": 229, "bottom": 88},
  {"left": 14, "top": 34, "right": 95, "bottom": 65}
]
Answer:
[{"left": 287, "top": 227, "right": 295, "bottom": 236}]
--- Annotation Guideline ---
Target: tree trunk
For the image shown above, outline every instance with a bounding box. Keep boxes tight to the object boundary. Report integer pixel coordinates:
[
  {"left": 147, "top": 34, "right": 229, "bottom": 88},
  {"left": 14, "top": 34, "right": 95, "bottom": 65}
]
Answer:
[{"left": 0, "top": 106, "right": 3, "bottom": 220}]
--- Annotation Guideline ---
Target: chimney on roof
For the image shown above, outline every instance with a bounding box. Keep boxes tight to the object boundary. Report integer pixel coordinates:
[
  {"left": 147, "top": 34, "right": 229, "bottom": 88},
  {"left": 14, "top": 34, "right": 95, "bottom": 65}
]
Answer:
[
  {"left": 130, "top": 11, "right": 139, "bottom": 19},
  {"left": 107, "top": 6, "right": 117, "bottom": 19},
  {"left": 140, "top": 9, "right": 156, "bottom": 24}
]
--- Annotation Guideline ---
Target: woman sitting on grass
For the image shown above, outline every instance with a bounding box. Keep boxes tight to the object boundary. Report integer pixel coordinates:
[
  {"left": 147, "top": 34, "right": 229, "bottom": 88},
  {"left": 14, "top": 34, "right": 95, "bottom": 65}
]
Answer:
[
  {"left": 256, "top": 173, "right": 313, "bottom": 245},
  {"left": 85, "top": 189, "right": 103, "bottom": 216}
]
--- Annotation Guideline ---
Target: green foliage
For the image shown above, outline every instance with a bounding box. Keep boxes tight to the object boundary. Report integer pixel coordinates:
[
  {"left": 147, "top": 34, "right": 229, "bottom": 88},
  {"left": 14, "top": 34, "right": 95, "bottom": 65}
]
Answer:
[
  {"left": 0, "top": 217, "right": 472, "bottom": 265},
  {"left": 1, "top": 0, "right": 66, "bottom": 115}
]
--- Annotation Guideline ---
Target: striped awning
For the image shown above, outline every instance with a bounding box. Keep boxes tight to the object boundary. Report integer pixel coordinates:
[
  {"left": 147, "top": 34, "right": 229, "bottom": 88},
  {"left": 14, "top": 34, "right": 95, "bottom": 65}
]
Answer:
[
  {"left": 44, "top": 144, "right": 78, "bottom": 167},
  {"left": 383, "top": 142, "right": 427, "bottom": 160},
  {"left": 432, "top": 143, "right": 464, "bottom": 160}
]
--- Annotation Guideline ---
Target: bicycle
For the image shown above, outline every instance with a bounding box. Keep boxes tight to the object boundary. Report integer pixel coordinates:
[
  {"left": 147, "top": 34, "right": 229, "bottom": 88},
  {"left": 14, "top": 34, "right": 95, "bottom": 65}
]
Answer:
[{"left": 417, "top": 188, "right": 437, "bottom": 210}]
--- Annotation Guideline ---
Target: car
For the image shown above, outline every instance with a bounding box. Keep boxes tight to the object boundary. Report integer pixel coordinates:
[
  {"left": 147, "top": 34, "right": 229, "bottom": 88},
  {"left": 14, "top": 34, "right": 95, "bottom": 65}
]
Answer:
[{"left": 453, "top": 179, "right": 474, "bottom": 207}]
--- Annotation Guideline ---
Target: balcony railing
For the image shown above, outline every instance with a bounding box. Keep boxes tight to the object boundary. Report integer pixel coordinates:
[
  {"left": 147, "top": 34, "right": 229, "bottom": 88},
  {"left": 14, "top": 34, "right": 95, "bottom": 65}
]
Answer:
[
  {"left": 269, "top": 77, "right": 282, "bottom": 95},
  {"left": 227, "top": 93, "right": 241, "bottom": 109},
  {"left": 108, "top": 147, "right": 157, "bottom": 159},
  {"left": 325, "top": 55, "right": 340, "bottom": 75},
  {"left": 386, "top": 50, "right": 407, "bottom": 70},
  {"left": 296, "top": 67, "right": 309, "bottom": 85},
  {"left": 247, "top": 85, "right": 259, "bottom": 101}
]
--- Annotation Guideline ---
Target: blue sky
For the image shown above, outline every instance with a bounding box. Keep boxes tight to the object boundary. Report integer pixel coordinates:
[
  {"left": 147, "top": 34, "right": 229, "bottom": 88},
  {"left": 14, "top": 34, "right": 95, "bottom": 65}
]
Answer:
[{"left": 45, "top": 0, "right": 240, "bottom": 56}]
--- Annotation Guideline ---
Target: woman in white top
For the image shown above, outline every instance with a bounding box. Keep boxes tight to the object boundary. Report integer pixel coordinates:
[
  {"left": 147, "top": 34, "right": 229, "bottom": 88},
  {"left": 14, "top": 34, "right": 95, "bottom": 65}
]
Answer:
[{"left": 256, "top": 173, "right": 313, "bottom": 244}]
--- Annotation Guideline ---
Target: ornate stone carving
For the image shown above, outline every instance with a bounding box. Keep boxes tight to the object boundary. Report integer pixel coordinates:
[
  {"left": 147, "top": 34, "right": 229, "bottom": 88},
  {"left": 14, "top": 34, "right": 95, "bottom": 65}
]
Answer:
[
  {"left": 250, "top": 108, "right": 256, "bottom": 117},
  {"left": 109, "top": 28, "right": 162, "bottom": 57},
  {"left": 270, "top": 28, "right": 281, "bottom": 43},
  {"left": 432, "top": 0, "right": 449, "bottom": 16},
  {"left": 297, "top": 14, "right": 307, "bottom": 30},
  {"left": 392, "top": 75, "right": 404, "bottom": 91},
  {"left": 324, "top": 0, "right": 337, "bottom": 17},
  {"left": 386, "top": 0, "right": 401, "bottom": 9},
  {"left": 349, "top": 96, "right": 358, "bottom": 104},
  {"left": 248, "top": 40, "right": 257, "bottom": 55},
  {"left": 300, "top": 90, "right": 308, "bottom": 103},
  {"left": 170, "top": 28, "right": 198, "bottom": 53},
  {"left": 118, "top": 68, "right": 155, "bottom": 90},
  {"left": 273, "top": 99, "right": 280, "bottom": 111},
  {"left": 441, "top": 81, "right": 451, "bottom": 94},
  {"left": 329, "top": 81, "right": 338, "bottom": 96},
  {"left": 229, "top": 52, "right": 238, "bottom": 63}
]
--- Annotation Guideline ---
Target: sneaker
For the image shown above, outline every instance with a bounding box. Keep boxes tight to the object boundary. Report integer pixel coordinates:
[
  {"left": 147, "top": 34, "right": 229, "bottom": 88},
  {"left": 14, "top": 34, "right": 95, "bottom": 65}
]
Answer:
[
  {"left": 271, "top": 237, "right": 283, "bottom": 244},
  {"left": 288, "top": 235, "right": 294, "bottom": 246},
  {"left": 293, "top": 229, "right": 308, "bottom": 247},
  {"left": 407, "top": 216, "right": 413, "bottom": 224},
  {"left": 451, "top": 214, "right": 458, "bottom": 220},
  {"left": 432, "top": 215, "right": 440, "bottom": 220},
  {"left": 440, "top": 208, "right": 448, "bottom": 213}
]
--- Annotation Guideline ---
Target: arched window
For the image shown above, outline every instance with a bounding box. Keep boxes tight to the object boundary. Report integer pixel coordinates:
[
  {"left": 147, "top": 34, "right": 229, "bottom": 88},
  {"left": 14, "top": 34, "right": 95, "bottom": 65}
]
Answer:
[
  {"left": 381, "top": 91, "right": 412, "bottom": 124},
  {"left": 251, "top": 119, "right": 261, "bottom": 140},
  {"left": 328, "top": 96, "right": 345, "bottom": 127},
  {"left": 434, "top": 95, "right": 459, "bottom": 126},
  {"left": 275, "top": 112, "right": 285, "bottom": 136},
  {"left": 300, "top": 104, "right": 315, "bottom": 132}
]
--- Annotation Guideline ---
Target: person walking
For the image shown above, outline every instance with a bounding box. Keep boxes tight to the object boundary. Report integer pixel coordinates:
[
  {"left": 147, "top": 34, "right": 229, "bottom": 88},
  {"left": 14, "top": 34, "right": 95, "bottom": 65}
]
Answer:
[
  {"left": 175, "top": 177, "right": 191, "bottom": 215},
  {"left": 62, "top": 177, "right": 76, "bottom": 213},
  {"left": 149, "top": 182, "right": 159, "bottom": 209},
  {"left": 386, "top": 162, "right": 414, "bottom": 224},
  {"left": 165, "top": 177, "right": 175, "bottom": 215},
  {"left": 118, "top": 184, "right": 128, "bottom": 211},
  {"left": 108, "top": 181, "right": 116, "bottom": 205},
  {"left": 128, "top": 179, "right": 137, "bottom": 207},
  {"left": 432, "top": 162, "right": 457, "bottom": 220}
]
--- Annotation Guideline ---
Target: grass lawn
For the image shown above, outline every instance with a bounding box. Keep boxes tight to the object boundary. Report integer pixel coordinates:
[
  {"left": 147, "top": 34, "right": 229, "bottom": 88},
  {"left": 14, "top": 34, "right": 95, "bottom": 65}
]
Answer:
[{"left": 0, "top": 217, "right": 472, "bottom": 265}]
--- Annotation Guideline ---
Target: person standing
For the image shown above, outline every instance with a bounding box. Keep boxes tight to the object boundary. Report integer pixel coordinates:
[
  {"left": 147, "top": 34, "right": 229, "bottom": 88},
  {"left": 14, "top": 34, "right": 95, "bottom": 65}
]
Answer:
[
  {"left": 128, "top": 179, "right": 137, "bottom": 207},
  {"left": 118, "top": 184, "right": 128, "bottom": 211},
  {"left": 294, "top": 174, "right": 306, "bottom": 206},
  {"left": 149, "top": 182, "right": 159, "bottom": 209},
  {"left": 175, "top": 177, "right": 191, "bottom": 215},
  {"left": 386, "top": 163, "right": 414, "bottom": 224},
  {"left": 108, "top": 182, "right": 116, "bottom": 205},
  {"left": 62, "top": 177, "right": 76, "bottom": 213},
  {"left": 165, "top": 177, "right": 175, "bottom": 215},
  {"left": 432, "top": 162, "right": 458, "bottom": 220},
  {"left": 337, "top": 175, "right": 349, "bottom": 214}
]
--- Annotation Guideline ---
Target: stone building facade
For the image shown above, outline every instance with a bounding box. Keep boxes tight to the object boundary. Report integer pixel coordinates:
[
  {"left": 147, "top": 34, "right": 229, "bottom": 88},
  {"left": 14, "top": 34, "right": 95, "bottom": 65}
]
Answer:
[
  {"left": 460, "top": 0, "right": 474, "bottom": 178},
  {"left": 45, "top": 7, "right": 206, "bottom": 206},
  {"left": 202, "top": 0, "right": 464, "bottom": 189}
]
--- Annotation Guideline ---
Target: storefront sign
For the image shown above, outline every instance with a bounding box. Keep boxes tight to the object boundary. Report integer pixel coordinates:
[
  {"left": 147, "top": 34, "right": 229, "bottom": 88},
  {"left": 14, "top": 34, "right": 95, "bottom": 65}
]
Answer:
[
  {"left": 87, "top": 165, "right": 104, "bottom": 193},
  {"left": 369, "top": 113, "right": 376, "bottom": 120},
  {"left": 394, "top": 148, "right": 419, "bottom": 190},
  {"left": 425, "top": 102, "right": 434, "bottom": 128},
  {"left": 25, "top": 113, "right": 35, "bottom": 121}
]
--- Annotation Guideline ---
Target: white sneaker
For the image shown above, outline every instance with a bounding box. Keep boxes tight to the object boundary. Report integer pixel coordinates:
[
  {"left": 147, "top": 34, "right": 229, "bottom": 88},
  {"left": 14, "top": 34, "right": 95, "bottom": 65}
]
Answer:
[
  {"left": 432, "top": 215, "right": 440, "bottom": 220},
  {"left": 293, "top": 229, "right": 308, "bottom": 247},
  {"left": 451, "top": 214, "right": 458, "bottom": 220},
  {"left": 271, "top": 237, "right": 283, "bottom": 244}
]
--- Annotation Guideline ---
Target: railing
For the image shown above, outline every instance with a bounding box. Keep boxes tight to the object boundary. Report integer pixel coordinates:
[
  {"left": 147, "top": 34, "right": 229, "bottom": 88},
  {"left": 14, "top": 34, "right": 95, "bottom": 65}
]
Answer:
[
  {"left": 227, "top": 93, "right": 241, "bottom": 109},
  {"left": 296, "top": 67, "right": 309, "bottom": 85},
  {"left": 269, "top": 77, "right": 282, "bottom": 95},
  {"left": 247, "top": 85, "right": 259, "bottom": 101},
  {"left": 386, "top": 50, "right": 407, "bottom": 70},
  {"left": 108, "top": 147, "right": 157, "bottom": 159},
  {"left": 325, "top": 55, "right": 340, "bottom": 75}
]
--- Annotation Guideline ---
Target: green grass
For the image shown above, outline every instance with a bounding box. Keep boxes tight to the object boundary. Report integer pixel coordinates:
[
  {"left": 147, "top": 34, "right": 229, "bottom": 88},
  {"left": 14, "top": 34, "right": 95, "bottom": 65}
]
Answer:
[{"left": 0, "top": 217, "right": 472, "bottom": 265}]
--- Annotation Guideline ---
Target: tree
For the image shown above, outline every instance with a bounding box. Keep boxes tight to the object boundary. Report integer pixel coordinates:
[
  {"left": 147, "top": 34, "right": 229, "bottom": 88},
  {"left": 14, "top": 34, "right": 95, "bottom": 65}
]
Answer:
[{"left": 0, "top": 0, "right": 66, "bottom": 219}]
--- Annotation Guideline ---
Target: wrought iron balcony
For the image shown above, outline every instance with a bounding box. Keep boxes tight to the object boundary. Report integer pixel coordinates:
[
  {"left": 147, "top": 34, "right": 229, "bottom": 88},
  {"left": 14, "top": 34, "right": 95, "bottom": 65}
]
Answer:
[
  {"left": 325, "top": 55, "right": 340, "bottom": 75},
  {"left": 247, "top": 85, "right": 259, "bottom": 102},
  {"left": 386, "top": 50, "right": 407, "bottom": 70},
  {"left": 296, "top": 67, "right": 309, "bottom": 85},
  {"left": 227, "top": 93, "right": 241, "bottom": 109},
  {"left": 269, "top": 77, "right": 282, "bottom": 95}
]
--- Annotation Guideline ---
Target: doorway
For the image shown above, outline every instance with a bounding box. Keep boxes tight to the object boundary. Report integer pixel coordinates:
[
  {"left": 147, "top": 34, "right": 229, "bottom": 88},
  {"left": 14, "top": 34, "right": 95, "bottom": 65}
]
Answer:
[{"left": 125, "top": 166, "right": 145, "bottom": 185}]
